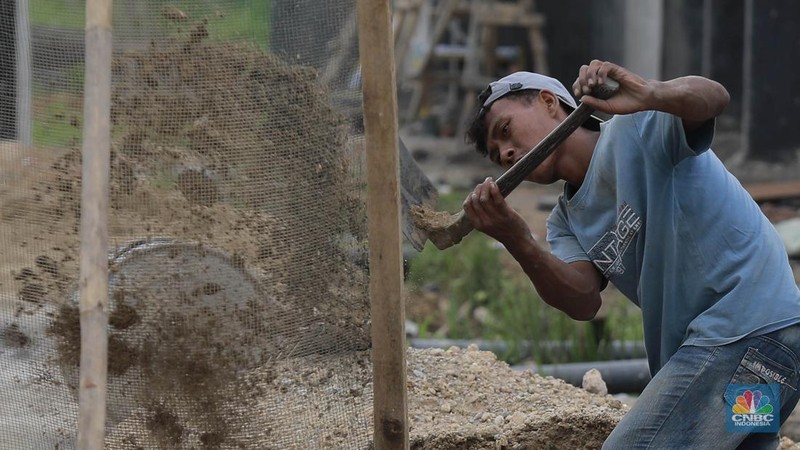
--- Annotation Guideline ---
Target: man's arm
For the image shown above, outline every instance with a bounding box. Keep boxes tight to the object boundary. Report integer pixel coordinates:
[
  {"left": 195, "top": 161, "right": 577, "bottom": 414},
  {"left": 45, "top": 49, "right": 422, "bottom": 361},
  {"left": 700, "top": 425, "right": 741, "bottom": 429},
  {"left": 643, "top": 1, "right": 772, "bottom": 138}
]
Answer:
[
  {"left": 464, "top": 178, "right": 603, "bottom": 321},
  {"left": 504, "top": 234, "right": 603, "bottom": 321},
  {"left": 573, "top": 60, "right": 730, "bottom": 132}
]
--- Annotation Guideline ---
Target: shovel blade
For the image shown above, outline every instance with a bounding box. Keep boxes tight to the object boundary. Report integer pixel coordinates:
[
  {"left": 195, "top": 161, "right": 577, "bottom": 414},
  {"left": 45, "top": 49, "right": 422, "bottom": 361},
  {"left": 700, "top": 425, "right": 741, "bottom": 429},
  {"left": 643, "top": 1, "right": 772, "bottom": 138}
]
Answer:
[{"left": 399, "top": 138, "right": 439, "bottom": 251}]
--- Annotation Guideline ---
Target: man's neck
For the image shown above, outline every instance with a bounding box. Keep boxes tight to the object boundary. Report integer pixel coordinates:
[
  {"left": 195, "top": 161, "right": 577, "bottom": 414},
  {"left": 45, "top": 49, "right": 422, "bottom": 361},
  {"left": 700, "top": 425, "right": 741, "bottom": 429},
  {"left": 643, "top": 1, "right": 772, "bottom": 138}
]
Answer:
[{"left": 559, "top": 129, "right": 600, "bottom": 190}]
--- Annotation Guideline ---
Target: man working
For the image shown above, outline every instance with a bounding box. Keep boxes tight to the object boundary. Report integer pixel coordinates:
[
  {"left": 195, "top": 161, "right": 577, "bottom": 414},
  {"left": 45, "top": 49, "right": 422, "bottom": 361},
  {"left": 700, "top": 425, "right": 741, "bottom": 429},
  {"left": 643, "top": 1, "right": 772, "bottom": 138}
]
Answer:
[{"left": 462, "top": 60, "right": 800, "bottom": 448}]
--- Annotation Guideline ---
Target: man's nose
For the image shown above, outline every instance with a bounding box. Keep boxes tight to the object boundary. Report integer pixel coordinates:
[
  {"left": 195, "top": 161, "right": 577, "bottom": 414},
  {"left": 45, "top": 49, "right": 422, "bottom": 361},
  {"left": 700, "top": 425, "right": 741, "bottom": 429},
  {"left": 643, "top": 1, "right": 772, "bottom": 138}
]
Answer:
[{"left": 500, "top": 147, "right": 516, "bottom": 167}]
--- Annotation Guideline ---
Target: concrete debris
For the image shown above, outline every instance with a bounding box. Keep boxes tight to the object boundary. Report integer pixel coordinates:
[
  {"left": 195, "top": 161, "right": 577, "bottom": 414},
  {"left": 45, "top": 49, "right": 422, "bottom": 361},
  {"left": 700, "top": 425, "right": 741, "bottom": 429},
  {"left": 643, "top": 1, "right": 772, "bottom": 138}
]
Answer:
[{"left": 582, "top": 368, "right": 609, "bottom": 396}]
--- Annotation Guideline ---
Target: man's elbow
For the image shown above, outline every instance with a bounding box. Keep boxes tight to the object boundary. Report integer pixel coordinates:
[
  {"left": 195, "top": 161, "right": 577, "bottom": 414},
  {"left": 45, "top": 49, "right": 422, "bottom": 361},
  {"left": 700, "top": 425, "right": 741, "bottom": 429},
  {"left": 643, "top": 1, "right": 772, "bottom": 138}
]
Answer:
[
  {"left": 565, "top": 295, "right": 602, "bottom": 321},
  {"left": 711, "top": 82, "right": 731, "bottom": 117},
  {"left": 569, "top": 309, "right": 598, "bottom": 322}
]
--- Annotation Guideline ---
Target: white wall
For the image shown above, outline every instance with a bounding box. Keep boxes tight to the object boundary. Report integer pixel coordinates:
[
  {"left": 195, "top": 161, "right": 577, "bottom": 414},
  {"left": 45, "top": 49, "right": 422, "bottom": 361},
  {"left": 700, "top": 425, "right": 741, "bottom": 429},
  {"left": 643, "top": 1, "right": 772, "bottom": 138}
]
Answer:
[{"left": 623, "top": 0, "right": 664, "bottom": 80}]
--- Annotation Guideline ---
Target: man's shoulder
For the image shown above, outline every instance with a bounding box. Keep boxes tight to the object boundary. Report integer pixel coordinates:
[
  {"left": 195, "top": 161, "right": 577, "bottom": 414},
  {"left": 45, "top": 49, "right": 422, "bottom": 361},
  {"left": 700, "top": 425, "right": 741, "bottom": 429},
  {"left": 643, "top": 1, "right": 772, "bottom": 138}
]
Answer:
[{"left": 602, "top": 110, "right": 666, "bottom": 133}]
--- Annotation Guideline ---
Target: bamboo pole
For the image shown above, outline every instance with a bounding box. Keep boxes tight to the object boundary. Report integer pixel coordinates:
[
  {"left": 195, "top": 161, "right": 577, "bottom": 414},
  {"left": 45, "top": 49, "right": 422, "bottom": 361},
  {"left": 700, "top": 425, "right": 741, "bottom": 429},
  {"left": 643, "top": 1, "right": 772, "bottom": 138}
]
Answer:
[
  {"left": 78, "top": 0, "right": 112, "bottom": 448},
  {"left": 356, "top": 0, "right": 409, "bottom": 448}
]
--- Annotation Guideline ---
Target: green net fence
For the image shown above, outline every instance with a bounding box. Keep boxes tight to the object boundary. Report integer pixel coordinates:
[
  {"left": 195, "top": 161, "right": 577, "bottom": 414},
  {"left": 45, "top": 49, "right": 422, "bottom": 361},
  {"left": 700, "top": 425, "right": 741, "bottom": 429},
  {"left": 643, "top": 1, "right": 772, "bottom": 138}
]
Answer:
[{"left": 0, "top": 1, "right": 374, "bottom": 448}]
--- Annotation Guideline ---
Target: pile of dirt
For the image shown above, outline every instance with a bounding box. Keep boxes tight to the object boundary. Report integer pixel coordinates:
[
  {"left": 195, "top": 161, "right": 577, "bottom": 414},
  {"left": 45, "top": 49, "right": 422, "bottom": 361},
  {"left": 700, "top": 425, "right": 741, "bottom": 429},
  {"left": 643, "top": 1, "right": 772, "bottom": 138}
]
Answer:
[
  {"left": 2, "top": 22, "right": 370, "bottom": 446},
  {"left": 404, "top": 346, "right": 625, "bottom": 449},
  {"left": 104, "top": 345, "right": 626, "bottom": 449},
  {"left": 108, "top": 21, "right": 366, "bottom": 292}
]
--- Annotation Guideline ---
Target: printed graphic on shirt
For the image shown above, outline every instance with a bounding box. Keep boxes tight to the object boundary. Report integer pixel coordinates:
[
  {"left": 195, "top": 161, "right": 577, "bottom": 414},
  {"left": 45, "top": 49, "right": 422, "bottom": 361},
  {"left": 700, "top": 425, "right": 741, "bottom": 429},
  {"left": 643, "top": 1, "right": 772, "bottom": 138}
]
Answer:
[{"left": 587, "top": 202, "right": 642, "bottom": 277}]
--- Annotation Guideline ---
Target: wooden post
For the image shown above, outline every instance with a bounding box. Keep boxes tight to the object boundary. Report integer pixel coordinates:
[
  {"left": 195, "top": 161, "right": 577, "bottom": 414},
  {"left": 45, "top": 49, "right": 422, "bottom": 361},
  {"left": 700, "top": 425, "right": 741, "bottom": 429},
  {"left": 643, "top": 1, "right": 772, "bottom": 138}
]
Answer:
[
  {"left": 356, "top": 0, "right": 409, "bottom": 448},
  {"left": 78, "top": 0, "right": 112, "bottom": 448}
]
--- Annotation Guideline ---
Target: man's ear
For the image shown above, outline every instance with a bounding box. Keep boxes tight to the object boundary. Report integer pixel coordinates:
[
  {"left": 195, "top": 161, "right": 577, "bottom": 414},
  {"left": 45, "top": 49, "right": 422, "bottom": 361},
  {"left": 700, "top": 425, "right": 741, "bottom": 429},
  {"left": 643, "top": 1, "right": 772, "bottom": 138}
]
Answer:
[{"left": 539, "top": 90, "right": 560, "bottom": 116}]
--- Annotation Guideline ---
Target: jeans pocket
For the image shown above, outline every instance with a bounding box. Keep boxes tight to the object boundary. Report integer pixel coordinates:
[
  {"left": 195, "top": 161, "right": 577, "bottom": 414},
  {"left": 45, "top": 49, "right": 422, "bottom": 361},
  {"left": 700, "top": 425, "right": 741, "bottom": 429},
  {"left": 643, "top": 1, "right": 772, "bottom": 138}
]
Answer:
[{"left": 723, "top": 347, "right": 797, "bottom": 407}]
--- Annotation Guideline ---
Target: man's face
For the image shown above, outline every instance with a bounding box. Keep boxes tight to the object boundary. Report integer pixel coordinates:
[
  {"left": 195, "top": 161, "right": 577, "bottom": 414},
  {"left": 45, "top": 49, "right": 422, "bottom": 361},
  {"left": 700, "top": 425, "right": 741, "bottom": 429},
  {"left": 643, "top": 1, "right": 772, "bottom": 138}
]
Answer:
[{"left": 483, "top": 94, "right": 562, "bottom": 184}]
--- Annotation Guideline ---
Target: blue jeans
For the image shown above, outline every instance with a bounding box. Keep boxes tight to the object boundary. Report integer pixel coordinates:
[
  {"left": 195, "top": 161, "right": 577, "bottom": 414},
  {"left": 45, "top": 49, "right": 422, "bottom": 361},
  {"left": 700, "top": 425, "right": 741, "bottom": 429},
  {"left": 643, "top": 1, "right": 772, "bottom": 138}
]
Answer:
[{"left": 603, "top": 323, "right": 800, "bottom": 449}]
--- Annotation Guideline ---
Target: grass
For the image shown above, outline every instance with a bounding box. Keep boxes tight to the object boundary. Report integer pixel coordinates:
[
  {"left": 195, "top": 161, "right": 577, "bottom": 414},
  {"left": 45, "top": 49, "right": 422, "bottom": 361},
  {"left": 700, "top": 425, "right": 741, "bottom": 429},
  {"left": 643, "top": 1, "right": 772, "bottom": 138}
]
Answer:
[
  {"left": 31, "top": 92, "right": 82, "bottom": 148},
  {"left": 26, "top": 0, "right": 272, "bottom": 148},
  {"left": 151, "top": 0, "right": 270, "bottom": 45},
  {"left": 29, "top": 0, "right": 85, "bottom": 28},
  {"left": 28, "top": 0, "right": 270, "bottom": 46},
  {"left": 406, "top": 190, "right": 644, "bottom": 365}
]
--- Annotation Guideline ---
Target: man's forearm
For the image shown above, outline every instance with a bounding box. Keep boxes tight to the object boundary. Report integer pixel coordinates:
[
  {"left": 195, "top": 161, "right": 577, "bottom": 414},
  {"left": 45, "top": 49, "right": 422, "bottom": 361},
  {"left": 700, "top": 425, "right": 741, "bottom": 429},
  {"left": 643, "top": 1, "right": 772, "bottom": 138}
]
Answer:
[
  {"left": 651, "top": 76, "right": 730, "bottom": 125},
  {"left": 503, "top": 234, "right": 602, "bottom": 321}
]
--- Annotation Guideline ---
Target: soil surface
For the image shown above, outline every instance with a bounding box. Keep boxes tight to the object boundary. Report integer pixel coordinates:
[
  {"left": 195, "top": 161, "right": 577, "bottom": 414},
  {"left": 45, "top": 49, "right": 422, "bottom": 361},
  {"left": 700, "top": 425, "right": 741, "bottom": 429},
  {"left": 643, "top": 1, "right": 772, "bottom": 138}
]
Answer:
[
  {"left": 103, "top": 345, "right": 628, "bottom": 449},
  {"left": 406, "top": 346, "right": 625, "bottom": 449}
]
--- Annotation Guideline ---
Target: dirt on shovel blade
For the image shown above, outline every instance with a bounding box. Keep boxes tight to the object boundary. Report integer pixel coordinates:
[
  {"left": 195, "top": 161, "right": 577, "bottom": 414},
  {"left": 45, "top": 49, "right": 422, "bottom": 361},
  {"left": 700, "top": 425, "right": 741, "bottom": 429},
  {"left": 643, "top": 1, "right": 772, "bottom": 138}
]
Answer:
[{"left": 411, "top": 204, "right": 457, "bottom": 231}]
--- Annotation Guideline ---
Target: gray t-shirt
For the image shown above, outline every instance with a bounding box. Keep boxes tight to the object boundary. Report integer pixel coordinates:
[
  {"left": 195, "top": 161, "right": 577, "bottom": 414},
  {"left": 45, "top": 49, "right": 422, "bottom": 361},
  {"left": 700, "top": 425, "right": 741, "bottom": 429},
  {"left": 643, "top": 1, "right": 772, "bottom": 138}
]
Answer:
[{"left": 547, "top": 110, "right": 800, "bottom": 374}]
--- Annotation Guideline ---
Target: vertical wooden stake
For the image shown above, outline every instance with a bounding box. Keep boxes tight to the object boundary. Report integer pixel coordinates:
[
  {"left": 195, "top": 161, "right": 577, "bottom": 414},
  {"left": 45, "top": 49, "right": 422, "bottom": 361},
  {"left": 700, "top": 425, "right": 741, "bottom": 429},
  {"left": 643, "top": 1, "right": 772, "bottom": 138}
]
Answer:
[
  {"left": 357, "top": 0, "right": 409, "bottom": 448},
  {"left": 78, "top": 0, "right": 112, "bottom": 448}
]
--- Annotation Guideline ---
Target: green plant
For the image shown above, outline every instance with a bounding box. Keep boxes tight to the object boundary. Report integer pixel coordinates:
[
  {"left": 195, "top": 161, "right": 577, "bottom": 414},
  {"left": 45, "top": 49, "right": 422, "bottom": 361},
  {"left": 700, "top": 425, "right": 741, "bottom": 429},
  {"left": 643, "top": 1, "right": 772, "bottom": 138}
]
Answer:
[
  {"left": 409, "top": 234, "right": 497, "bottom": 336},
  {"left": 415, "top": 316, "right": 435, "bottom": 339},
  {"left": 602, "top": 290, "right": 645, "bottom": 341}
]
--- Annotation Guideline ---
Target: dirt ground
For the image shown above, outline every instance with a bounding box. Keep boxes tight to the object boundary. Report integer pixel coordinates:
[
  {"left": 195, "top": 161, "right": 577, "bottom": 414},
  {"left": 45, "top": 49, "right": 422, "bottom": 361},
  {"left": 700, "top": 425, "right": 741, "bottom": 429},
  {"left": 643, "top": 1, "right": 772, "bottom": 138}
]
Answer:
[{"left": 101, "top": 345, "right": 627, "bottom": 449}]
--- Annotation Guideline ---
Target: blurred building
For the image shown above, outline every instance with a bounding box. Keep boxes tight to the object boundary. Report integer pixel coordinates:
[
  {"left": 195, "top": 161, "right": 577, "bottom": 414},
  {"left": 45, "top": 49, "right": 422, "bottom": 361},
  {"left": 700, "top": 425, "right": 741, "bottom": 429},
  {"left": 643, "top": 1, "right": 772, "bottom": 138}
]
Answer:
[
  {"left": 393, "top": 0, "right": 799, "bottom": 170},
  {"left": 544, "top": 0, "right": 798, "bottom": 165}
]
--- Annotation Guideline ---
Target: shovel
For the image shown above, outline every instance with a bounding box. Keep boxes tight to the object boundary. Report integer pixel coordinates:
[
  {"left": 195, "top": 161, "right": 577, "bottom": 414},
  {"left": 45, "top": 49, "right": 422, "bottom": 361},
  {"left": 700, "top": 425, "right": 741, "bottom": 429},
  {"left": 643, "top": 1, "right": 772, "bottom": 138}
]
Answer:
[
  {"left": 403, "top": 77, "right": 619, "bottom": 251},
  {"left": 399, "top": 137, "right": 440, "bottom": 251}
]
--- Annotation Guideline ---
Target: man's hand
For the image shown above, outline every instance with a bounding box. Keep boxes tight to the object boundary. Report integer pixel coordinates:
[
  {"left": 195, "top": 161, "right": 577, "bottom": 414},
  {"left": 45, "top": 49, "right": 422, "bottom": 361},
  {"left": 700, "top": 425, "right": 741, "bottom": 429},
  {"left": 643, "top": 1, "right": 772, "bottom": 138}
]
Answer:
[
  {"left": 463, "top": 177, "right": 531, "bottom": 246},
  {"left": 572, "top": 59, "right": 730, "bottom": 131},
  {"left": 572, "top": 60, "right": 651, "bottom": 116}
]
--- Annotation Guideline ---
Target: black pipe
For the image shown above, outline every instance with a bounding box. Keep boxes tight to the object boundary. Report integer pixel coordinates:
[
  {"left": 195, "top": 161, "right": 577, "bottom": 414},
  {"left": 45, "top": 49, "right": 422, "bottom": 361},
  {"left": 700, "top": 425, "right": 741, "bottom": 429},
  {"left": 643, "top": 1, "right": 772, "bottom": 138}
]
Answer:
[{"left": 514, "top": 359, "right": 651, "bottom": 394}]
